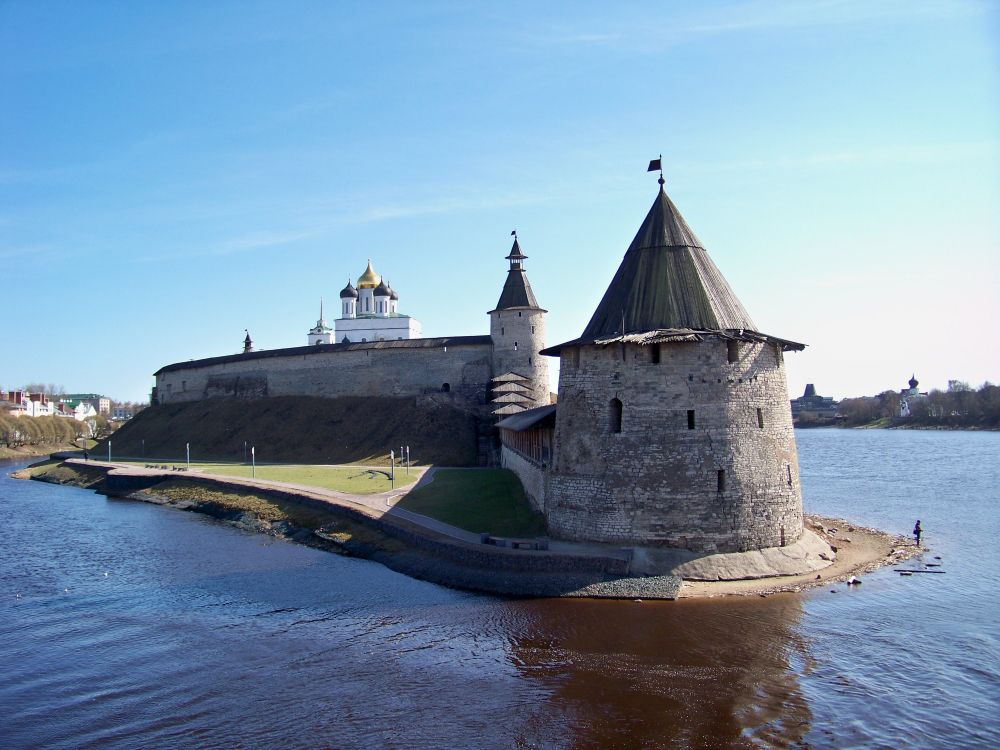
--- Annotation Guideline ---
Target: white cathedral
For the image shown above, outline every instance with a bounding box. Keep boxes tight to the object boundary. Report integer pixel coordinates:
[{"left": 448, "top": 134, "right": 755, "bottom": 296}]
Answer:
[{"left": 307, "top": 259, "right": 422, "bottom": 345}]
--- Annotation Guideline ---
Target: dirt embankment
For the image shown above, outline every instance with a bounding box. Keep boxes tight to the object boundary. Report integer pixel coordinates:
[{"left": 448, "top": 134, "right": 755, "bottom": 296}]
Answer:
[{"left": 101, "top": 395, "right": 480, "bottom": 466}]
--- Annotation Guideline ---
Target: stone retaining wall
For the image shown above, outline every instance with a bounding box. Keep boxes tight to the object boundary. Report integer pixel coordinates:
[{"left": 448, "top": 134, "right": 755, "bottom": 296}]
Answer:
[
  {"left": 500, "top": 445, "right": 548, "bottom": 514},
  {"left": 86, "top": 463, "right": 629, "bottom": 578}
]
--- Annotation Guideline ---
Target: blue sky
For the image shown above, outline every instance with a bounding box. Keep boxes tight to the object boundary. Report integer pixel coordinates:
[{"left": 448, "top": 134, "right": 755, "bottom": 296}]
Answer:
[{"left": 2, "top": 0, "right": 997, "bottom": 402}]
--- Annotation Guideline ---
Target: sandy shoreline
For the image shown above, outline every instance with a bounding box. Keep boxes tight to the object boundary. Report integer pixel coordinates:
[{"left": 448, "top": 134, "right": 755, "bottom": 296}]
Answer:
[{"left": 679, "top": 514, "right": 922, "bottom": 598}]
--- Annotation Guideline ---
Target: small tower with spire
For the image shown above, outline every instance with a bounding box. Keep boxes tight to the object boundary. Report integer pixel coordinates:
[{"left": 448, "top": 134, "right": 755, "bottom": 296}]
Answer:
[
  {"left": 488, "top": 232, "right": 549, "bottom": 414},
  {"left": 307, "top": 299, "right": 335, "bottom": 345},
  {"left": 243, "top": 330, "right": 253, "bottom": 354}
]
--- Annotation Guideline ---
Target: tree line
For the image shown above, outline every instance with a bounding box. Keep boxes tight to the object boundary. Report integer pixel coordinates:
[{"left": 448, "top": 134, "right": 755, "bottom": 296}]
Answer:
[
  {"left": 0, "top": 413, "right": 87, "bottom": 448},
  {"left": 837, "top": 381, "right": 1000, "bottom": 428}
]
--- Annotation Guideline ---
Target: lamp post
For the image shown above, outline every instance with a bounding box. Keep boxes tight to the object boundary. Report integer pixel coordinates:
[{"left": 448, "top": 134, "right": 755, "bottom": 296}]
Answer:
[
  {"left": 251, "top": 446, "right": 256, "bottom": 478},
  {"left": 390, "top": 450, "right": 395, "bottom": 489},
  {"left": 186, "top": 442, "right": 190, "bottom": 470},
  {"left": 406, "top": 445, "right": 410, "bottom": 474},
  {"left": 107, "top": 440, "right": 111, "bottom": 463}
]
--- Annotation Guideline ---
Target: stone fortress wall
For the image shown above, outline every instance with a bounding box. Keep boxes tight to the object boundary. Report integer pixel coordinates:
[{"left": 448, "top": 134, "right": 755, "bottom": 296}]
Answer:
[
  {"left": 155, "top": 338, "right": 495, "bottom": 414},
  {"left": 541, "top": 338, "right": 801, "bottom": 553}
]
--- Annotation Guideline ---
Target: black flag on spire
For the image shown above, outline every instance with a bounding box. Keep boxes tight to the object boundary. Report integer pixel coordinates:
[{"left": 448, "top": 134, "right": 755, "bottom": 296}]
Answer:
[{"left": 647, "top": 158, "right": 662, "bottom": 172}]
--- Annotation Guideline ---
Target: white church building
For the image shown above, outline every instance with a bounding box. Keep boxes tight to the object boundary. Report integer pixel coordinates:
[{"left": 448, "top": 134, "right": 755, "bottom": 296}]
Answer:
[{"left": 307, "top": 259, "right": 422, "bottom": 345}]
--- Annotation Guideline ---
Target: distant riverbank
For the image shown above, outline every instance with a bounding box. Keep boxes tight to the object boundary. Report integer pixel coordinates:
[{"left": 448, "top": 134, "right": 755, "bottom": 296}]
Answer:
[
  {"left": 0, "top": 443, "right": 82, "bottom": 461},
  {"left": 795, "top": 418, "right": 999, "bottom": 431}
]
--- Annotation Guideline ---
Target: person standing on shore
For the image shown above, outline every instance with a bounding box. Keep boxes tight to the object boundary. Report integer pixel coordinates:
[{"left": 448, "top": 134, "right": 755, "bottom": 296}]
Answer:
[{"left": 914, "top": 520, "right": 922, "bottom": 547}]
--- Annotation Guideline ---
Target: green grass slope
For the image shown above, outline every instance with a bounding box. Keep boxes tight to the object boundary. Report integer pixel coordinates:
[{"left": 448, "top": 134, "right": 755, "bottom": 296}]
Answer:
[
  {"left": 397, "top": 469, "right": 546, "bottom": 537},
  {"left": 101, "top": 396, "right": 479, "bottom": 466}
]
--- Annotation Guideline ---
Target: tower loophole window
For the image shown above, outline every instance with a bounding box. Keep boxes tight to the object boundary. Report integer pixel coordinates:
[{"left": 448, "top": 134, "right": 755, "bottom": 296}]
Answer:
[
  {"left": 651, "top": 344, "right": 661, "bottom": 364},
  {"left": 727, "top": 340, "right": 740, "bottom": 363},
  {"left": 442, "top": 383, "right": 450, "bottom": 393},
  {"left": 757, "top": 408, "right": 764, "bottom": 429},
  {"left": 610, "top": 398, "right": 623, "bottom": 433},
  {"left": 717, "top": 469, "right": 726, "bottom": 493},
  {"left": 687, "top": 409, "right": 696, "bottom": 430}
]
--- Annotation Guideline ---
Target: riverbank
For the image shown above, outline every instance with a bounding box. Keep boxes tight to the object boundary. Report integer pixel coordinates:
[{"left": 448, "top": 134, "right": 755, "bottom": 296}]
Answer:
[
  {"left": 679, "top": 516, "right": 920, "bottom": 598},
  {"left": 795, "top": 420, "right": 999, "bottom": 431},
  {"left": 14, "top": 458, "right": 916, "bottom": 600},
  {"left": 0, "top": 443, "right": 82, "bottom": 461}
]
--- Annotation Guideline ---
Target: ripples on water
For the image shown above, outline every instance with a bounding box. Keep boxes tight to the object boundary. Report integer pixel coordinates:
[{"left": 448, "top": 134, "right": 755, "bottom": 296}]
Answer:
[{"left": 1, "top": 429, "right": 998, "bottom": 749}]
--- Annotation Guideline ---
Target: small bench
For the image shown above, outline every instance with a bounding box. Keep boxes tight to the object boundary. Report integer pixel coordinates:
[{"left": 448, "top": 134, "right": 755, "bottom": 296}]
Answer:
[{"left": 481, "top": 535, "right": 549, "bottom": 551}]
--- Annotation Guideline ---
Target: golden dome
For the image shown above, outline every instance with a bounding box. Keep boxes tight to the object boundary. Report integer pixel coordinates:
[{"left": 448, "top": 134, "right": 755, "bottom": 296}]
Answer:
[{"left": 357, "top": 259, "right": 381, "bottom": 289}]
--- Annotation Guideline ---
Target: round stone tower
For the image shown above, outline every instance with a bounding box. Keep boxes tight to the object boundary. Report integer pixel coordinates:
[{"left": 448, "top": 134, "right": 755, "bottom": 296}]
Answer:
[
  {"left": 539, "top": 181, "right": 805, "bottom": 554},
  {"left": 488, "top": 235, "right": 549, "bottom": 415}
]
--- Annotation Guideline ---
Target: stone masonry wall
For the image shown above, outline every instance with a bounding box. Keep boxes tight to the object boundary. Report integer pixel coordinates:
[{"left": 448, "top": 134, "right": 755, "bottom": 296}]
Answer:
[
  {"left": 157, "top": 342, "right": 493, "bottom": 414},
  {"left": 500, "top": 445, "right": 548, "bottom": 514},
  {"left": 547, "top": 339, "right": 802, "bottom": 553},
  {"left": 490, "top": 308, "right": 550, "bottom": 408}
]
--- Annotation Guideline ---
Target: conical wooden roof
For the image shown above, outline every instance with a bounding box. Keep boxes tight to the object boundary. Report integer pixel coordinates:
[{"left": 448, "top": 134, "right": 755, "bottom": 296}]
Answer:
[
  {"left": 580, "top": 187, "right": 757, "bottom": 339},
  {"left": 491, "top": 238, "right": 543, "bottom": 311}
]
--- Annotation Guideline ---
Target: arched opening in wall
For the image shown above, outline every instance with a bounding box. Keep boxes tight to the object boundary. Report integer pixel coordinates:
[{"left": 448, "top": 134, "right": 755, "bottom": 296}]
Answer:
[
  {"left": 651, "top": 344, "right": 661, "bottom": 364},
  {"left": 717, "top": 469, "right": 726, "bottom": 493},
  {"left": 501, "top": 327, "right": 504, "bottom": 336},
  {"left": 531, "top": 325, "right": 535, "bottom": 333},
  {"left": 727, "top": 340, "right": 740, "bottom": 363},
  {"left": 757, "top": 408, "right": 764, "bottom": 429},
  {"left": 786, "top": 464, "right": 793, "bottom": 486},
  {"left": 442, "top": 383, "right": 451, "bottom": 393},
  {"left": 609, "top": 398, "right": 623, "bottom": 433},
  {"left": 687, "top": 409, "right": 696, "bottom": 430},
  {"left": 514, "top": 341, "right": 518, "bottom": 351}
]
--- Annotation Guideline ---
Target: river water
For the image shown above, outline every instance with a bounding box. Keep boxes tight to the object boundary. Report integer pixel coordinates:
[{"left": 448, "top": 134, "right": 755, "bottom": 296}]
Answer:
[{"left": 1, "top": 429, "right": 998, "bottom": 749}]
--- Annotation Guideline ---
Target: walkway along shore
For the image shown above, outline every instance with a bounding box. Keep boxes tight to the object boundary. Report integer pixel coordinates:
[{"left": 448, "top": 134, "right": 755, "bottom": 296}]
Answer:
[{"left": 15, "top": 456, "right": 920, "bottom": 600}]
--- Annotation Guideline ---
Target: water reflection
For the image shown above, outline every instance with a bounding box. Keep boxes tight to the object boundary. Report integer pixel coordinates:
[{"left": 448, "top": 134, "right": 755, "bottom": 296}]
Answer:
[{"left": 504, "top": 596, "right": 810, "bottom": 749}]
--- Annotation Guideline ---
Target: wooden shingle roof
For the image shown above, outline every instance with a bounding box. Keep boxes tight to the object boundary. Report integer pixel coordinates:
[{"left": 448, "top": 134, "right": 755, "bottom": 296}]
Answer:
[
  {"left": 542, "top": 185, "right": 804, "bottom": 355},
  {"left": 581, "top": 187, "right": 756, "bottom": 338}
]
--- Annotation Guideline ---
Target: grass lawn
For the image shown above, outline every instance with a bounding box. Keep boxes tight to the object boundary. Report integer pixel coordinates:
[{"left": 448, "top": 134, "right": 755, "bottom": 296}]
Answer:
[
  {"left": 396, "top": 469, "right": 546, "bottom": 537},
  {"left": 118, "top": 461, "right": 419, "bottom": 494}
]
